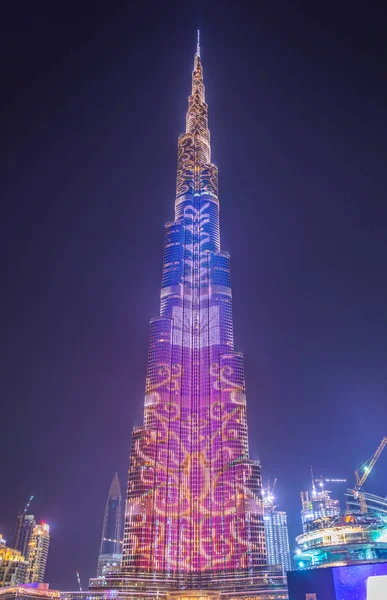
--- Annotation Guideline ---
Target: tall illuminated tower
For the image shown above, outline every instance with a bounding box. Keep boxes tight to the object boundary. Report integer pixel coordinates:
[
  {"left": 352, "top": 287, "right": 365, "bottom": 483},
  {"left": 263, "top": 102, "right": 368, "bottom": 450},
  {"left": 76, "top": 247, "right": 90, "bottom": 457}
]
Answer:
[
  {"left": 13, "top": 514, "right": 36, "bottom": 560},
  {"left": 96, "top": 474, "right": 123, "bottom": 578},
  {"left": 26, "top": 522, "right": 50, "bottom": 583},
  {"left": 263, "top": 489, "right": 291, "bottom": 576},
  {"left": 114, "top": 34, "right": 286, "bottom": 599}
]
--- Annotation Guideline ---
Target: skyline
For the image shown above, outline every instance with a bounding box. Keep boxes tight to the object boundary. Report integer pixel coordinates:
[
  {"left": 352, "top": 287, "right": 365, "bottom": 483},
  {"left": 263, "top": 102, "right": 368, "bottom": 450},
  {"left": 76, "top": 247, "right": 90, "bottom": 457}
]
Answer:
[{"left": 1, "top": 0, "right": 387, "bottom": 591}]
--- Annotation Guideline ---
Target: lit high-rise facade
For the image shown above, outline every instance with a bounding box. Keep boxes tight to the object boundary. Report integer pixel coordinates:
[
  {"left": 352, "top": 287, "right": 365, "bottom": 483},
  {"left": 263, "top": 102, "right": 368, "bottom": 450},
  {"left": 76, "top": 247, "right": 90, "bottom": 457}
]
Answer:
[
  {"left": 117, "top": 35, "right": 286, "bottom": 599},
  {"left": 263, "top": 502, "right": 291, "bottom": 576},
  {"left": 26, "top": 522, "right": 50, "bottom": 583},
  {"left": 78, "top": 34, "right": 287, "bottom": 600},
  {"left": 96, "top": 474, "right": 123, "bottom": 578},
  {"left": 122, "top": 33, "right": 265, "bottom": 582}
]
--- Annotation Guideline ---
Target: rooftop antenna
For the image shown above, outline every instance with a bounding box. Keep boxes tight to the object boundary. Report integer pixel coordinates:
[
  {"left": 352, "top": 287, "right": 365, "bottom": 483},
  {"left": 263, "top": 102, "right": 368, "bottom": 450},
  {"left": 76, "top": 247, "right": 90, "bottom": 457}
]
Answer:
[{"left": 196, "top": 29, "right": 200, "bottom": 57}]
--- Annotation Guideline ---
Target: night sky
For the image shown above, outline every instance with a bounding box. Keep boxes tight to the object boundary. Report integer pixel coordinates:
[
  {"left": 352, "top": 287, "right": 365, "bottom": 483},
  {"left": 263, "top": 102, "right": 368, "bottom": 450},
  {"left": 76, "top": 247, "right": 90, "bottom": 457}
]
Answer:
[{"left": 1, "top": 0, "right": 387, "bottom": 591}]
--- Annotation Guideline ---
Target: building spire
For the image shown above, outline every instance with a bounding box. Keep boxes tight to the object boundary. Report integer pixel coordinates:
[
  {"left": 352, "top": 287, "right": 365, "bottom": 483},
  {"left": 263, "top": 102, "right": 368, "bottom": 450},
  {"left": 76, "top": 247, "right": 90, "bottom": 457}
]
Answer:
[
  {"left": 196, "top": 29, "right": 200, "bottom": 57},
  {"left": 108, "top": 472, "right": 121, "bottom": 499}
]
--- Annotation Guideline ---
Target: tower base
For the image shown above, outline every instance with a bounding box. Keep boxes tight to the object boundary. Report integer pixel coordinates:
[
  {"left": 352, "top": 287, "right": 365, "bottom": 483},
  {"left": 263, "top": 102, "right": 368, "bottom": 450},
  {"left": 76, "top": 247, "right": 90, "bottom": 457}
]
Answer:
[
  {"left": 166, "top": 591, "right": 220, "bottom": 600},
  {"left": 81, "top": 566, "right": 288, "bottom": 600}
]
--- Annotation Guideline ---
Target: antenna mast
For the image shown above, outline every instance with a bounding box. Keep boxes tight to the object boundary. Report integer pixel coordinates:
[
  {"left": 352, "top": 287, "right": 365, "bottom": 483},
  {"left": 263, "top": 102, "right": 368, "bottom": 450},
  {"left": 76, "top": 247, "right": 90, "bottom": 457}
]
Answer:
[{"left": 196, "top": 29, "right": 200, "bottom": 57}]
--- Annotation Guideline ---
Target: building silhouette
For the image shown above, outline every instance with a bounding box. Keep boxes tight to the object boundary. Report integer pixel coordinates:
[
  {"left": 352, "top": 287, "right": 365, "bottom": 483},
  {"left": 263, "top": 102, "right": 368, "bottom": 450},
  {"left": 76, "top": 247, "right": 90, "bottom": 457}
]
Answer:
[
  {"left": 13, "top": 514, "right": 35, "bottom": 560},
  {"left": 96, "top": 474, "right": 123, "bottom": 578}
]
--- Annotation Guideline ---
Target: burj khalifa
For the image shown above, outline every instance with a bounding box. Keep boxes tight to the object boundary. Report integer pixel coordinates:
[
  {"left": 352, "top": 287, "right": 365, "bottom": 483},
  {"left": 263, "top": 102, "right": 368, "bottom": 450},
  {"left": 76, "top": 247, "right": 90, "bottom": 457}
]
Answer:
[{"left": 88, "top": 33, "right": 287, "bottom": 600}]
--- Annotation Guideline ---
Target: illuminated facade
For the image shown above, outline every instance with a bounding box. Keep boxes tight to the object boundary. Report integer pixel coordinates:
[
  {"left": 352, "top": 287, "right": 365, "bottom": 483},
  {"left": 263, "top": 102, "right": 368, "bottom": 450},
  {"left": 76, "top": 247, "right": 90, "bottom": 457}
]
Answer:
[
  {"left": 300, "top": 489, "right": 340, "bottom": 534},
  {"left": 26, "top": 524, "right": 50, "bottom": 584},
  {"left": 96, "top": 474, "right": 123, "bottom": 578},
  {"left": 294, "top": 519, "right": 387, "bottom": 569},
  {"left": 0, "top": 584, "right": 60, "bottom": 600},
  {"left": 295, "top": 492, "right": 387, "bottom": 570},
  {"left": 263, "top": 498, "right": 291, "bottom": 576},
  {"left": 0, "top": 537, "right": 28, "bottom": 588},
  {"left": 105, "top": 34, "right": 288, "bottom": 599},
  {"left": 70, "top": 34, "right": 287, "bottom": 600},
  {"left": 122, "top": 33, "right": 266, "bottom": 584}
]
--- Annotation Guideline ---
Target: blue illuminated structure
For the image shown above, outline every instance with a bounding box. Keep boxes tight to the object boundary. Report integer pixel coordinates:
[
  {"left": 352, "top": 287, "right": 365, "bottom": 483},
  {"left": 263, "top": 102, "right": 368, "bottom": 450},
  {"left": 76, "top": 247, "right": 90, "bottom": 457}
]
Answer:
[{"left": 96, "top": 474, "right": 123, "bottom": 578}]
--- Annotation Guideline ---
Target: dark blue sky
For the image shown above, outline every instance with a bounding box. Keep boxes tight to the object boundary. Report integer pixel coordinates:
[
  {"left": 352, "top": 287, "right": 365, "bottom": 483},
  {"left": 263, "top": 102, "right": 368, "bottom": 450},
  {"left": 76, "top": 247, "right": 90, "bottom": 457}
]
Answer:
[{"left": 1, "top": 0, "right": 386, "bottom": 591}]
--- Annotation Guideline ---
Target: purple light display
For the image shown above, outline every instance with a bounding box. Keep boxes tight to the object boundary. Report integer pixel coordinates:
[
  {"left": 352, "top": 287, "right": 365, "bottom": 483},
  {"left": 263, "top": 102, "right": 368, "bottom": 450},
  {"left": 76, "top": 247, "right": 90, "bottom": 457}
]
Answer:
[{"left": 122, "top": 38, "right": 266, "bottom": 579}]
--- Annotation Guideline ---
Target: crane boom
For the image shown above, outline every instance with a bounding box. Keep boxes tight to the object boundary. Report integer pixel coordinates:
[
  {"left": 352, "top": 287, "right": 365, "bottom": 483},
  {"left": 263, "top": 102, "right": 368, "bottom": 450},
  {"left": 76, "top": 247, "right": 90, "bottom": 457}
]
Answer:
[
  {"left": 23, "top": 495, "right": 34, "bottom": 515},
  {"left": 76, "top": 571, "right": 82, "bottom": 592},
  {"left": 355, "top": 437, "right": 387, "bottom": 491},
  {"left": 353, "top": 436, "right": 387, "bottom": 513}
]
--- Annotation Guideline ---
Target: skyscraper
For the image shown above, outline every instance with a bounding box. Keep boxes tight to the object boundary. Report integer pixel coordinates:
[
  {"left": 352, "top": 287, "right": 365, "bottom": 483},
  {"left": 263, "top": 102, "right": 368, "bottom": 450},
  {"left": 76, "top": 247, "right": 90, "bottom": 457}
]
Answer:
[
  {"left": 96, "top": 474, "right": 123, "bottom": 578},
  {"left": 263, "top": 490, "right": 291, "bottom": 576},
  {"left": 13, "top": 497, "right": 34, "bottom": 556},
  {"left": 26, "top": 522, "right": 50, "bottom": 583},
  {"left": 114, "top": 34, "right": 286, "bottom": 599},
  {"left": 13, "top": 514, "right": 35, "bottom": 560}
]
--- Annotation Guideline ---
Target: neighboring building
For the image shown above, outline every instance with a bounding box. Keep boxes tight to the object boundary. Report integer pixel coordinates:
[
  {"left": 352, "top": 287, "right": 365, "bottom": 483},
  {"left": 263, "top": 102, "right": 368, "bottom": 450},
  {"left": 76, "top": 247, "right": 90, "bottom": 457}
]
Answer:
[
  {"left": 26, "top": 524, "right": 50, "bottom": 584},
  {"left": 84, "top": 33, "right": 287, "bottom": 600},
  {"left": 13, "top": 517, "right": 36, "bottom": 562},
  {"left": 295, "top": 492, "right": 387, "bottom": 569},
  {"left": 300, "top": 487, "right": 340, "bottom": 533},
  {"left": 96, "top": 474, "right": 123, "bottom": 578},
  {"left": 263, "top": 490, "right": 291, "bottom": 575},
  {"left": 0, "top": 536, "right": 28, "bottom": 588},
  {"left": 0, "top": 584, "right": 59, "bottom": 600}
]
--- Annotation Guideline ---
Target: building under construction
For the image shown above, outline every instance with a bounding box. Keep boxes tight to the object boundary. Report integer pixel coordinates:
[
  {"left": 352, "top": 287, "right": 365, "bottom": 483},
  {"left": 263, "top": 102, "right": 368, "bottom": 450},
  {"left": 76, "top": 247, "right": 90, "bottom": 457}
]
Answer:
[{"left": 295, "top": 437, "right": 387, "bottom": 569}]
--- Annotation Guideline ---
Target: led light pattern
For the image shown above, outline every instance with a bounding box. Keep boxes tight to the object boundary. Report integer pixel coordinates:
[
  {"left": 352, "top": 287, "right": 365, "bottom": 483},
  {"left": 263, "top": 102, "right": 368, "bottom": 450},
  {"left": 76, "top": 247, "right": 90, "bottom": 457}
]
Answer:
[{"left": 122, "top": 46, "right": 266, "bottom": 581}]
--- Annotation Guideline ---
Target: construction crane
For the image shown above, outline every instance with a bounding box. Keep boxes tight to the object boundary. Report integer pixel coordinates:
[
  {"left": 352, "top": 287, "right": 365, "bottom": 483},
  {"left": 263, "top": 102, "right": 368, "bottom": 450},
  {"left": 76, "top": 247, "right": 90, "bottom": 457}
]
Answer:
[
  {"left": 310, "top": 465, "right": 346, "bottom": 494},
  {"left": 23, "top": 495, "right": 34, "bottom": 515},
  {"left": 262, "top": 478, "right": 277, "bottom": 506},
  {"left": 353, "top": 436, "right": 387, "bottom": 513},
  {"left": 13, "top": 495, "right": 34, "bottom": 549},
  {"left": 76, "top": 571, "right": 82, "bottom": 592},
  {"left": 315, "top": 477, "right": 347, "bottom": 488},
  {"left": 267, "top": 477, "right": 277, "bottom": 498}
]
